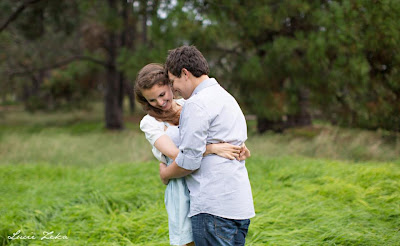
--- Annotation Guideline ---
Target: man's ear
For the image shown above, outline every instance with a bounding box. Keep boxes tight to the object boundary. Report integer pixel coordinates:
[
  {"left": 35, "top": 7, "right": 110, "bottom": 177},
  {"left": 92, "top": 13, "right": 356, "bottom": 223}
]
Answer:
[{"left": 182, "top": 68, "right": 189, "bottom": 78}]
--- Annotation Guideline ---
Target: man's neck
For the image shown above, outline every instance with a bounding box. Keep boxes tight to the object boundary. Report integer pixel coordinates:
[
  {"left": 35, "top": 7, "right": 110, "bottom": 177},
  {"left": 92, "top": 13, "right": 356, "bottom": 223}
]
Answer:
[{"left": 192, "top": 75, "right": 210, "bottom": 88}]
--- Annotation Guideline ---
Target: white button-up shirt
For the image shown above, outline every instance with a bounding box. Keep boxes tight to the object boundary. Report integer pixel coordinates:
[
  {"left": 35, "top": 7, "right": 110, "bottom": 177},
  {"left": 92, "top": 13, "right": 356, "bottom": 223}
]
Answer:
[{"left": 175, "top": 78, "right": 255, "bottom": 220}]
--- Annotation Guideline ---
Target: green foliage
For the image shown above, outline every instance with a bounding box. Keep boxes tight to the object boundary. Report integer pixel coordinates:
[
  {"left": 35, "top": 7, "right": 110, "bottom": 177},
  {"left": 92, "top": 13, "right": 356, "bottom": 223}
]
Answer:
[
  {"left": 1, "top": 0, "right": 399, "bottom": 131},
  {"left": 119, "top": 0, "right": 195, "bottom": 81},
  {"left": 12, "top": 1, "right": 79, "bottom": 40},
  {"left": 316, "top": 0, "right": 400, "bottom": 131},
  {"left": 184, "top": 0, "right": 400, "bottom": 131},
  {"left": 118, "top": 45, "right": 168, "bottom": 81},
  {"left": 28, "top": 62, "right": 101, "bottom": 111}
]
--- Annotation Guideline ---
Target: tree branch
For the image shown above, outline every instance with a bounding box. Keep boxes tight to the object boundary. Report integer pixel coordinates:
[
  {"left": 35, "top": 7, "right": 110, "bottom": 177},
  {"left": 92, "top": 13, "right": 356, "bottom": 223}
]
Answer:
[
  {"left": 0, "top": 0, "right": 43, "bottom": 32},
  {"left": 8, "top": 55, "right": 110, "bottom": 78}
]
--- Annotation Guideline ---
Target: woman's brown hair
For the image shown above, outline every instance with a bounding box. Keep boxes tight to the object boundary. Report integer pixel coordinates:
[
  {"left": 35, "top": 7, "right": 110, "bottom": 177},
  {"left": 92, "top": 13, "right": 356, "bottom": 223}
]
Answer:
[{"left": 134, "top": 63, "right": 181, "bottom": 125}]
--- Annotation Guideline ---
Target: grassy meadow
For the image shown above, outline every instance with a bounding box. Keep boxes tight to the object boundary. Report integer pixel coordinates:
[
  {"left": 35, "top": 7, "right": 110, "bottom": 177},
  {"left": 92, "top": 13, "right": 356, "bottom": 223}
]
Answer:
[{"left": 0, "top": 104, "right": 399, "bottom": 245}]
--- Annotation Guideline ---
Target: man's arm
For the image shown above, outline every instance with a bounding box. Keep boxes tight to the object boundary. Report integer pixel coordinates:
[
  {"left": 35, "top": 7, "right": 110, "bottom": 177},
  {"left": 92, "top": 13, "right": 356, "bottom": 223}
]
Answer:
[{"left": 159, "top": 161, "right": 193, "bottom": 185}]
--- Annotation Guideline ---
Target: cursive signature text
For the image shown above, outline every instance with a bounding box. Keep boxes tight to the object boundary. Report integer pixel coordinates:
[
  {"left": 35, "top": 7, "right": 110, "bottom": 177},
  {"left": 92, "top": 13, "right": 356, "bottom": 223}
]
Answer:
[
  {"left": 41, "top": 231, "right": 68, "bottom": 240},
  {"left": 8, "top": 230, "right": 68, "bottom": 240},
  {"left": 8, "top": 230, "right": 35, "bottom": 240}
]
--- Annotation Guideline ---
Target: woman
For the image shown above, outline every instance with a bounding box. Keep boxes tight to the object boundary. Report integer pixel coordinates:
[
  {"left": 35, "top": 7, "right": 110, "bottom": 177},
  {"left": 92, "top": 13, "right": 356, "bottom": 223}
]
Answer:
[{"left": 135, "top": 63, "right": 250, "bottom": 246}]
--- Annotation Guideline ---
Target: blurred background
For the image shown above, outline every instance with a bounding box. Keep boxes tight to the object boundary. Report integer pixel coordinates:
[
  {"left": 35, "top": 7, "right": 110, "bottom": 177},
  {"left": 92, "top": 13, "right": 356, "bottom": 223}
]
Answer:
[
  {"left": 1, "top": 2, "right": 400, "bottom": 244},
  {"left": 0, "top": 0, "right": 399, "bottom": 159}
]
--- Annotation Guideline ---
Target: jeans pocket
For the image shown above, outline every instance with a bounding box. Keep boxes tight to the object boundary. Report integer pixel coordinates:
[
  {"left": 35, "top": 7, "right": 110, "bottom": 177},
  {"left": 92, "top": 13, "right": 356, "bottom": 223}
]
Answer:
[{"left": 214, "top": 216, "right": 237, "bottom": 242}]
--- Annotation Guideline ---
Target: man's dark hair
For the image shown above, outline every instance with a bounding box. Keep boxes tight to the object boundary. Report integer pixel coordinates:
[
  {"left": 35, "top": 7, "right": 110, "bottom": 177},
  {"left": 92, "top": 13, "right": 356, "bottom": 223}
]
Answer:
[{"left": 165, "top": 45, "right": 209, "bottom": 78}]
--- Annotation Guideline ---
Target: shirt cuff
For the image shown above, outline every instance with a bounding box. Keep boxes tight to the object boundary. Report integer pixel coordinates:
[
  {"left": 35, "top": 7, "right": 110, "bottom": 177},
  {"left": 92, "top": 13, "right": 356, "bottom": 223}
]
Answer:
[{"left": 175, "top": 152, "right": 202, "bottom": 170}]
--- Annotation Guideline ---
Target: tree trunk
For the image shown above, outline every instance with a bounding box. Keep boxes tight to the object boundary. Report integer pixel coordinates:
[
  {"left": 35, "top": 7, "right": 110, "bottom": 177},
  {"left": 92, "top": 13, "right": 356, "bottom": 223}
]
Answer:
[
  {"left": 141, "top": 0, "right": 147, "bottom": 43},
  {"left": 118, "top": 3, "right": 135, "bottom": 114},
  {"left": 105, "top": 66, "right": 123, "bottom": 129},
  {"left": 125, "top": 80, "right": 135, "bottom": 114},
  {"left": 296, "top": 87, "right": 312, "bottom": 126},
  {"left": 104, "top": 0, "right": 123, "bottom": 130}
]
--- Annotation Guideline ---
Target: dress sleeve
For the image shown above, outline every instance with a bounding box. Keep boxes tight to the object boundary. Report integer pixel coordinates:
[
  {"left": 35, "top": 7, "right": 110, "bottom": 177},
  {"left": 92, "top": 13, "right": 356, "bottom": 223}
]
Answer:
[
  {"left": 140, "top": 115, "right": 165, "bottom": 145},
  {"left": 140, "top": 115, "right": 167, "bottom": 163}
]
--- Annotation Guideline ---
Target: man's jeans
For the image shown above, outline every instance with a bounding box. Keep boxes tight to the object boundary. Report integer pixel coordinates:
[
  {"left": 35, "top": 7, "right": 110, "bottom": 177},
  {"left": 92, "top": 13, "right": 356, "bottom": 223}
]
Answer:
[{"left": 191, "top": 213, "right": 251, "bottom": 246}]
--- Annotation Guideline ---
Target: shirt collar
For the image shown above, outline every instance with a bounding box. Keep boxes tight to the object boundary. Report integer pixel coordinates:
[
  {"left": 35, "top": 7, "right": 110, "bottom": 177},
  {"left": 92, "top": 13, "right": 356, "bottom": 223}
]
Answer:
[{"left": 191, "top": 78, "right": 218, "bottom": 97}]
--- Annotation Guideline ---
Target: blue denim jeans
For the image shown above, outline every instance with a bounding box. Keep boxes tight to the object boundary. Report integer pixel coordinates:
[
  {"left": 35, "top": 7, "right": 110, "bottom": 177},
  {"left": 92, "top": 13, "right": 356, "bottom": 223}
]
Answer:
[{"left": 191, "top": 213, "right": 251, "bottom": 246}]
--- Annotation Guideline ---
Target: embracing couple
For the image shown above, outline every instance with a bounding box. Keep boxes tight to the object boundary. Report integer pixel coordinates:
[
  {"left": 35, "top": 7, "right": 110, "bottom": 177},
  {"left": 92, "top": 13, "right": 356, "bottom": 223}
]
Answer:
[{"left": 135, "top": 46, "right": 255, "bottom": 246}]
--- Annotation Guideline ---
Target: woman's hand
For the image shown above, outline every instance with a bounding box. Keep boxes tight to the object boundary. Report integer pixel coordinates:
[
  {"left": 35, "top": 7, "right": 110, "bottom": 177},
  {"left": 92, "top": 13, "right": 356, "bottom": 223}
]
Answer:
[
  {"left": 238, "top": 143, "right": 251, "bottom": 161},
  {"left": 205, "top": 142, "right": 242, "bottom": 160}
]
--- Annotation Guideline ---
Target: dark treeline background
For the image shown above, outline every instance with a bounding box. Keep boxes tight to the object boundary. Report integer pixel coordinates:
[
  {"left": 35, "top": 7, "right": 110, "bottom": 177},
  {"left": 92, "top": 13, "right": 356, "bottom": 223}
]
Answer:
[{"left": 1, "top": 0, "right": 399, "bottom": 133}]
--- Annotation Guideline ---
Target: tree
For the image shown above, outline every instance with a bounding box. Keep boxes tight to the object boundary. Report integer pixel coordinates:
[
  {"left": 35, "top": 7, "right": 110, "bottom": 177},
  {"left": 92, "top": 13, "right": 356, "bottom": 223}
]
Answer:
[
  {"left": 0, "top": 0, "right": 140, "bottom": 129},
  {"left": 181, "top": 0, "right": 400, "bottom": 132},
  {"left": 321, "top": 0, "right": 400, "bottom": 131},
  {"left": 0, "top": 0, "right": 43, "bottom": 32},
  {"left": 0, "top": 0, "right": 84, "bottom": 110},
  {"left": 1, "top": 0, "right": 399, "bottom": 132}
]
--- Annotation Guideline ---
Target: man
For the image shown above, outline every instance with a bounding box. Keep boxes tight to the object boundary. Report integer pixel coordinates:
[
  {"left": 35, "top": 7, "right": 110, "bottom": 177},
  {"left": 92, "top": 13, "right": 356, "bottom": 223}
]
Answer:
[{"left": 159, "top": 45, "right": 255, "bottom": 245}]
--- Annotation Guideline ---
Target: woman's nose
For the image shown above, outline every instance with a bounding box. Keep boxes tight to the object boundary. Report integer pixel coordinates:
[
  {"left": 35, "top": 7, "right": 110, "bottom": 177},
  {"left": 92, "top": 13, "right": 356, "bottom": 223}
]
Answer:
[{"left": 157, "top": 98, "right": 163, "bottom": 106}]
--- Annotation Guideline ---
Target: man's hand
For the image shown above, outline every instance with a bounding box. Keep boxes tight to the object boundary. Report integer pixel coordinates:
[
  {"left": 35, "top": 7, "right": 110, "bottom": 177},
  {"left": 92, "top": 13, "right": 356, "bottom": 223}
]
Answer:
[{"left": 159, "top": 162, "right": 169, "bottom": 185}]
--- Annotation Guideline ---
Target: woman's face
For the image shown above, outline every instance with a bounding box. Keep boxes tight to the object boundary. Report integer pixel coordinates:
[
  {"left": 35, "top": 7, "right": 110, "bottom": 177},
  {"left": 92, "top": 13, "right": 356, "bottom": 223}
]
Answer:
[{"left": 142, "top": 83, "right": 174, "bottom": 111}]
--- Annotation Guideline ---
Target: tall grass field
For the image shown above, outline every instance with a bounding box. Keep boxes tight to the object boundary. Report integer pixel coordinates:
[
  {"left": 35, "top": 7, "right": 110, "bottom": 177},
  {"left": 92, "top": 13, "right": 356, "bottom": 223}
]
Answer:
[{"left": 0, "top": 105, "right": 399, "bottom": 245}]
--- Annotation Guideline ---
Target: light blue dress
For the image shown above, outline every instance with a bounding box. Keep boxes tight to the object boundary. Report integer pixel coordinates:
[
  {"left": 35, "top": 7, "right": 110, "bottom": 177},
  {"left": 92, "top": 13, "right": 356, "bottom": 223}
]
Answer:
[{"left": 164, "top": 124, "right": 193, "bottom": 245}]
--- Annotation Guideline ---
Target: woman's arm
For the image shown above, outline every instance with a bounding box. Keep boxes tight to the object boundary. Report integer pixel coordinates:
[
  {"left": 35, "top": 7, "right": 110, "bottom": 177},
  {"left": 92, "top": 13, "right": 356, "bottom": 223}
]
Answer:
[
  {"left": 155, "top": 139, "right": 251, "bottom": 161},
  {"left": 154, "top": 135, "right": 179, "bottom": 160},
  {"left": 204, "top": 142, "right": 251, "bottom": 161},
  {"left": 140, "top": 115, "right": 169, "bottom": 162},
  {"left": 159, "top": 142, "right": 252, "bottom": 185},
  {"left": 239, "top": 143, "right": 251, "bottom": 161}
]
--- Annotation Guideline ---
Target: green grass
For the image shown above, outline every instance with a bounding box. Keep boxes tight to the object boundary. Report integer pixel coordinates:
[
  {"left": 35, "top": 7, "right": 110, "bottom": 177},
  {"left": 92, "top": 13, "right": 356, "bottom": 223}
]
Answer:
[
  {"left": 0, "top": 162, "right": 168, "bottom": 245},
  {"left": 248, "top": 157, "right": 400, "bottom": 245},
  {"left": 0, "top": 129, "right": 151, "bottom": 166},
  {"left": 1, "top": 106, "right": 399, "bottom": 245},
  {"left": 246, "top": 125, "right": 400, "bottom": 164},
  {"left": 0, "top": 157, "right": 399, "bottom": 245}
]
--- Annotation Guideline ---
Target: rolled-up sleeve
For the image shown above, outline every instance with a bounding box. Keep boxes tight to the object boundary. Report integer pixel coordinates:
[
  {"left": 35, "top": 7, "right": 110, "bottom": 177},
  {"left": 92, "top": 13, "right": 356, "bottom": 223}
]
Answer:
[{"left": 175, "top": 102, "right": 209, "bottom": 170}]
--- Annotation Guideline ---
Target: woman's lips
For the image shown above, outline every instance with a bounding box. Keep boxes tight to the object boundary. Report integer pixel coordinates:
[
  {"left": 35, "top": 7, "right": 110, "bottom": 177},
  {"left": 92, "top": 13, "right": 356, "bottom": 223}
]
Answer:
[{"left": 161, "top": 101, "right": 169, "bottom": 109}]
